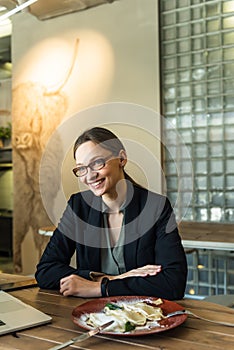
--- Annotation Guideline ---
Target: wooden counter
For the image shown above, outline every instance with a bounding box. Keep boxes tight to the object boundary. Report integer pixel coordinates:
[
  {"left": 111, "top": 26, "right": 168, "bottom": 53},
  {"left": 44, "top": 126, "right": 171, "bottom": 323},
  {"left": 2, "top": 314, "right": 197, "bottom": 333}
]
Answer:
[
  {"left": 179, "top": 222, "right": 234, "bottom": 251},
  {"left": 38, "top": 222, "right": 234, "bottom": 250}
]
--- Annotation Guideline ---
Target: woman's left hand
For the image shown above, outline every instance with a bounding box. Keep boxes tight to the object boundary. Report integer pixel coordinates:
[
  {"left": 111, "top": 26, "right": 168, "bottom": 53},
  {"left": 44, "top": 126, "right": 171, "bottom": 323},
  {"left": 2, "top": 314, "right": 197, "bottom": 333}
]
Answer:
[
  {"left": 60, "top": 274, "right": 101, "bottom": 297},
  {"left": 109, "top": 264, "right": 162, "bottom": 280}
]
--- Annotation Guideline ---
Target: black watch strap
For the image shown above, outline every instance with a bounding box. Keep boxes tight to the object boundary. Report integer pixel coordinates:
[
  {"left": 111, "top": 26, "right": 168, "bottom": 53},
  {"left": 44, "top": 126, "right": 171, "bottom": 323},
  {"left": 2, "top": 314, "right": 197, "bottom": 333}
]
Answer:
[{"left": 101, "top": 277, "right": 109, "bottom": 297}]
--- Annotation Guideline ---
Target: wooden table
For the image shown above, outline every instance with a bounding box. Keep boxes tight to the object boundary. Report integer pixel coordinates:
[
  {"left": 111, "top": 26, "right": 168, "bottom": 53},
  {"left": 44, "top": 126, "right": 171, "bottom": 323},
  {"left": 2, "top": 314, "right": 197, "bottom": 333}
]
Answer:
[
  {"left": 0, "top": 273, "right": 37, "bottom": 291},
  {"left": 1, "top": 287, "right": 234, "bottom": 350}
]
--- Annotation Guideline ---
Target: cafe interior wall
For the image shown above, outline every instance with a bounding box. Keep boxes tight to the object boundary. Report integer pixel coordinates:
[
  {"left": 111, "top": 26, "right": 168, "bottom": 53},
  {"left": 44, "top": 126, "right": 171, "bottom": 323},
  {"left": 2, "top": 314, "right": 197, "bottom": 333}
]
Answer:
[{"left": 10, "top": 0, "right": 160, "bottom": 275}]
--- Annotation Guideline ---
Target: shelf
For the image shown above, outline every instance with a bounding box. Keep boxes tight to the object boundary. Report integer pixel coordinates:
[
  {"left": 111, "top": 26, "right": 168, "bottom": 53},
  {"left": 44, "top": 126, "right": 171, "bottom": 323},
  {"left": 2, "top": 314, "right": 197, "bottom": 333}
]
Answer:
[
  {"left": 0, "top": 163, "right": 12, "bottom": 169},
  {"left": 0, "top": 147, "right": 12, "bottom": 151},
  {"left": 0, "top": 148, "right": 12, "bottom": 165}
]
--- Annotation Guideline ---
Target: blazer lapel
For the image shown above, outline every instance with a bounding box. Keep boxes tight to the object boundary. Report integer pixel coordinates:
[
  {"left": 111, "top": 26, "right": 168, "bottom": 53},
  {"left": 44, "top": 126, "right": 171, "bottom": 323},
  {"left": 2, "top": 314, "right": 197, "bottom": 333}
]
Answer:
[
  {"left": 83, "top": 195, "right": 103, "bottom": 270},
  {"left": 123, "top": 185, "right": 142, "bottom": 270}
]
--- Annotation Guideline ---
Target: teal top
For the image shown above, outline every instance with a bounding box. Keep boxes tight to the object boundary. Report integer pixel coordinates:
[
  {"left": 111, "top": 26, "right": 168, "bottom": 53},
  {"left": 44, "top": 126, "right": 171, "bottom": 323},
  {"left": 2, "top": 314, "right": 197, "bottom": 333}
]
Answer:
[{"left": 101, "top": 203, "right": 126, "bottom": 275}]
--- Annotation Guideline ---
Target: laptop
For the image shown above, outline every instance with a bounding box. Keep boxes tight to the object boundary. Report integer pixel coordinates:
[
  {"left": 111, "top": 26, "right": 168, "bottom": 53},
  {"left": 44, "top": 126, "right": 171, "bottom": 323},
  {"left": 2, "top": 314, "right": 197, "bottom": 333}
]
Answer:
[{"left": 0, "top": 290, "right": 52, "bottom": 335}]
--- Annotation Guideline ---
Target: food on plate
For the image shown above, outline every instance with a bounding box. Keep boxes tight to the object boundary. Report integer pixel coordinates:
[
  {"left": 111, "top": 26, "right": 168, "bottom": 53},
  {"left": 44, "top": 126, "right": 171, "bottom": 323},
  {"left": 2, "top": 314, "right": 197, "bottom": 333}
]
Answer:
[{"left": 85, "top": 298, "right": 165, "bottom": 333}]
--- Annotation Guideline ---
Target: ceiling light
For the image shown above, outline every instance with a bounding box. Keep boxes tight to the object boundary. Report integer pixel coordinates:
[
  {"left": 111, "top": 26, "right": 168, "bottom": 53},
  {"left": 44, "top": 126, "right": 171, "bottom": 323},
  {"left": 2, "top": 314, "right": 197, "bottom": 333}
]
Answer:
[{"left": 0, "top": 0, "right": 38, "bottom": 22}]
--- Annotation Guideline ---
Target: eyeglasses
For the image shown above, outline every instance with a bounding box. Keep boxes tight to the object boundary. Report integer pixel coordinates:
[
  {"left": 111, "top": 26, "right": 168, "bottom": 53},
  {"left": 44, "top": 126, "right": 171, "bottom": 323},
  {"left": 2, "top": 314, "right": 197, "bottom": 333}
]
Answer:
[{"left": 72, "top": 154, "right": 113, "bottom": 177}]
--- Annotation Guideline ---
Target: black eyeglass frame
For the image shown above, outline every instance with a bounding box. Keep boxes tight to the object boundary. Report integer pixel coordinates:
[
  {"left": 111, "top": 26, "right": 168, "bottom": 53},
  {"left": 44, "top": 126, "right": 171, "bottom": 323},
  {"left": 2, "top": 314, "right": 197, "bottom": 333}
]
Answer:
[{"left": 72, "top": 154, "right": 113, "bottom": 177}]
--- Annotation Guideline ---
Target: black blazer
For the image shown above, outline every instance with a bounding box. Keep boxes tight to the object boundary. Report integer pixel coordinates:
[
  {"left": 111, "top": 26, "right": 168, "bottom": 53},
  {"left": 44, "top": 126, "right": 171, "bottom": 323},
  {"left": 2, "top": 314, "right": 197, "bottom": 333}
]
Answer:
[{"left": 35, "top": 184, "right": 187, "bottom": 300}]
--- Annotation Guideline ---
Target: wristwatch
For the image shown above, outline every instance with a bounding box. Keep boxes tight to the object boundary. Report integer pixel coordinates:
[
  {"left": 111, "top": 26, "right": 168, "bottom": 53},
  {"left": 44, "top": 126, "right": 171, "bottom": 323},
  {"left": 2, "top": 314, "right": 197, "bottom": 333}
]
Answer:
[{"left": 101, "top": 277, "right": 109, "bottom": 297}]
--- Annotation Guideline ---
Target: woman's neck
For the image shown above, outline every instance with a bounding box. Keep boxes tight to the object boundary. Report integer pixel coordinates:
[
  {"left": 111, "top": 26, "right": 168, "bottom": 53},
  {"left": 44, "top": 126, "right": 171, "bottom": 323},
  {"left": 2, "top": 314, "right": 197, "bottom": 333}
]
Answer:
[{"left": 102, "top": 179, "right": 127, "bottom": 213}]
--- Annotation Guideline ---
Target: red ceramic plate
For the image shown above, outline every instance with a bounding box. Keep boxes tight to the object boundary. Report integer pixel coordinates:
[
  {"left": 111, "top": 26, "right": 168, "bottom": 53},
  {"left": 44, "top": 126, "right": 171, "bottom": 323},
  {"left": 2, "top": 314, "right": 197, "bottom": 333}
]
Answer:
[{"left": 72, "top": 296, "right": 187, "bottom": 336}]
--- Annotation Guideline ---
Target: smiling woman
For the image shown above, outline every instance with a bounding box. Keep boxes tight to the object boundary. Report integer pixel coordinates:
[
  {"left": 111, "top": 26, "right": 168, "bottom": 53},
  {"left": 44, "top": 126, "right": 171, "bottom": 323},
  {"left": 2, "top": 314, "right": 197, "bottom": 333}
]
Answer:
[{"left": 35, "top": 126, "right": 187, "bottom": 300}]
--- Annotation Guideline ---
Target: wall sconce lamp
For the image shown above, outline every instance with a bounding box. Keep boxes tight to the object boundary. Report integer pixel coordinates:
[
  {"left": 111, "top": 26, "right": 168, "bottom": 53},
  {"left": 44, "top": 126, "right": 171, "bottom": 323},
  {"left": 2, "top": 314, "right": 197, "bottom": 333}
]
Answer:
[{"left": 28, "top": 0, "right": 117, "bottom": 20}]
